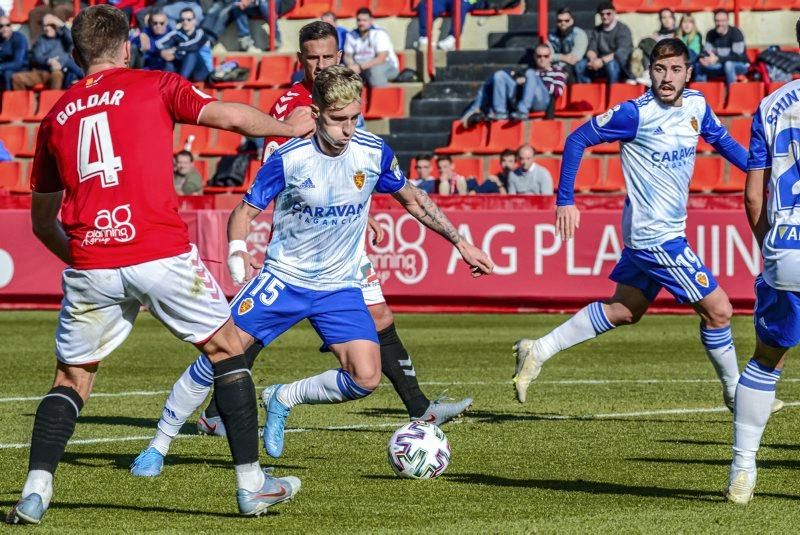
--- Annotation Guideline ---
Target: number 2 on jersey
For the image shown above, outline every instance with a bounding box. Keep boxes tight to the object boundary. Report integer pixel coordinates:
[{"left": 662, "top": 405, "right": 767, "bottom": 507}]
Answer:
[
  {"left": 775, "top": 127, "right": 800, "bottom": 211},
  {"left": 78, "top": 111, "right": 123, "bottom": 187}
]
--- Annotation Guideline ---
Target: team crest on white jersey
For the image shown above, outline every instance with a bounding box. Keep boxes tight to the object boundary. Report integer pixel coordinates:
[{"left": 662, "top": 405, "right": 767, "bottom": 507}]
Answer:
[
  {"left": 690, "top": 116, "right": 699, "bottom": 133},
  {"left": 695, "top": 272, "right": 709, "bottom": 288},
  {"left": 353, "top": 170, "right": 366, "bottom": 190}
]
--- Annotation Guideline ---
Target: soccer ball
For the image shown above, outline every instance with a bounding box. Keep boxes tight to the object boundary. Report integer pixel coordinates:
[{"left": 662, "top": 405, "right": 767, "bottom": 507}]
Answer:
[{"left": 387, "top": 420, "right": 450, "bottom": 479}]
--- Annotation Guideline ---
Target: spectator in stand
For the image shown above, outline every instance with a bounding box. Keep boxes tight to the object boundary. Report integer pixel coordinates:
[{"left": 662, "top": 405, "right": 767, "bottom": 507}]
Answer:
[
  {"left": 508, "top": 144, "right": 552, "bottom": 194},
  {"left": 676, "top": 13, "right": 702, "bottom": 71},
  {"left": 173, "top": 150, "right": 204, "bottom": 195},
  {"left": 575, "top": 1, "right": 633, "bottom": 84},
  {"left": 409, "top": 154, "right": 437, "bottom": 193},
  {"left": 136, "top": 0, "right": 204, "bottom": 33},
  {"left": 12, "top": 14, "right": 82, "bottom": 90},
  {"left": 460, "top": 43, "right": 566, "bottom": 124},
  {"left": 0, "top": 15, "right": 28, "bottom": 91},
  {"left": 473, "top": 149, "right": 515, "bottom": 194},
  {"left": 416, "top": 0, "right": 481, "bottom": 52},
  {"left": 321, "top": 11, "right": 348, "bottom": 52},
  {"left": 158, "top": 8, "right": 213, "bottom": 82},
  {"left": 437, "top": 155, "right": 468, "bottom": 195},
  {"left": 230, "top": 0, "right": 296, "bottom": 52},
  {"left": 630, "top": 8, "right": 677, "bottom": 85},
  {"left": 28, "top": 0, "right": 74, "bottom": 41},
  {"left": 344, "top": 8, "right": 399, "bottom": 87},
  {"left": 694, "top": 8, "right": 748, "bottom": 86},
  {"left": 549, "top": 7, "right": 587, "bottom": 85},
  {"left": 132, "top": 9, "right": 172, "bottom": 71}
]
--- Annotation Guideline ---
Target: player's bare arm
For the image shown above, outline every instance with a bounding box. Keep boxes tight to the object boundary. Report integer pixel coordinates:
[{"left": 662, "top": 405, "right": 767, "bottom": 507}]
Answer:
[
  {"left": 200, "top": 102, "right": 315, "bottom": 140},
  {"left": 226, "top": 201, "right": 264, "bottom": 284},
  {"left": 31, "top": 191, "right": 71, "bottom": 264},
  {"left": 556, "top": 204, "right": 580, "bottom": 241},
  {"left": 367, "top": 216, "right": 384, "bottom": 245},
  {"left": 392, "top": 182, "right": 494, "bottom": 277},
  {"left": 745, "top": 167, "right": 771, "bottom": 248}
]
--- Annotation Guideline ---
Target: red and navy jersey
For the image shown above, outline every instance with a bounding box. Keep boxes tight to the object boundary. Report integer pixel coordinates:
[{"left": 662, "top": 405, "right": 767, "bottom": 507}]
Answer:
[
  {"left": 261, "top": 80, "right": 312, "bottom": 163},
  {"left": 31, "top": 68, "right": 217, "bottom": 269}
]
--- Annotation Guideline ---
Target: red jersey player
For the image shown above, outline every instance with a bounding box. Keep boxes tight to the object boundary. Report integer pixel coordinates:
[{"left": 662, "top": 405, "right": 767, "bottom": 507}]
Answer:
[{"left": 7, "top": 5, "right": 314, "bottom": 525}]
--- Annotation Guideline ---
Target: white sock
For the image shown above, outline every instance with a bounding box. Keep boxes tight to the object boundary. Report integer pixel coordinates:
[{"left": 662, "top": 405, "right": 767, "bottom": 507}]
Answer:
[
  {"left": 22, "top": 470, "right": 53, "bottom": 509},
  {"left": 733, "top": 359, "right": 782, "bottom": 471},
  {"left": 277, "top": 368, "right": 373, "bottom": 408},
  {"left": 150, "top": 355, "right": 213, "bottom": 455},
  {"left": 235, "top": 462, "right": 266, "bottom": 492},
  {"left": 700, "top": 325, "right": 740, "bottom": 400},
  {"left": 535, "top": 302, "right": 615, "bottom": 362}
]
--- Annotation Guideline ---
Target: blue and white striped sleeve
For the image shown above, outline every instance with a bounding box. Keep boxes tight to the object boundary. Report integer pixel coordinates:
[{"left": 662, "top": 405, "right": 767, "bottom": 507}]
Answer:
[
  {"left": 243, "top": 151, "right": 286, "bottom": 210},
  {"left": 375, "top": 142, "right": 406, "bottom": 194}
]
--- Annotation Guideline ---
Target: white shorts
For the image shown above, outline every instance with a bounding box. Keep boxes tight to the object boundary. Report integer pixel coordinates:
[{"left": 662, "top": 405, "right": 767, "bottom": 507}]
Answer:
[
  {"left": 55, "top": 245, "right": 230, "bottom": 366},
  {"left": 358, "top": 252, "right": 385, "bottom": 307}
]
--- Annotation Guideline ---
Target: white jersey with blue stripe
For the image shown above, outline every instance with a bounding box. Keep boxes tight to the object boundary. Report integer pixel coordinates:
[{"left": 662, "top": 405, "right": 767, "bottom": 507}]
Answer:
[
  {"left": 589, "top": 89, "right": 729, "bottom": 249},
  {"left": 748, "top": 79, "right": 800, "bottom": 291},
  {"left": 243, "top": 129, "right": 406, "bottom": 291}
]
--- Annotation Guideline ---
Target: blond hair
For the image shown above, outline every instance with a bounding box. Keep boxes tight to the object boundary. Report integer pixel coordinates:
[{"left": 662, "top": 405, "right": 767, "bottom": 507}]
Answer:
[{"left": 312, "top": 65, "right": 363, "bottom": 111}]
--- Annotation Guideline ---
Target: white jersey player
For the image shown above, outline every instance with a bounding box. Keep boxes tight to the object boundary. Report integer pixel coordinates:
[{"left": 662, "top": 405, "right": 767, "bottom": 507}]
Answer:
[{"left": 726, "top": 20, "right": 800, "bottom": 504}]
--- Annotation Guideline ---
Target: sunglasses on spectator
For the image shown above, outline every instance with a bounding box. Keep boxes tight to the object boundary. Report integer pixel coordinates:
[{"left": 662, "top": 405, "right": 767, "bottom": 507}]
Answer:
[
  {"left": 600, "top": 10, "right": 614, "bottom": 16},
  {"left": 151, "top": 19, "right": 167, "bottom": 25},
  {"left": 44, "top": 23, "right": 57, "bottom": 29},
  {"left": 556, "top": 18, "right": 571, "bottom": 23},
  {"left": 0, "top": 24, "right": 10, "bottom": 28},
  {"left": 536, "top": 53, "right": 551, "bottom": 58},
  {"left": 181, "top": 17, "right": 194, "bottom": 21}
]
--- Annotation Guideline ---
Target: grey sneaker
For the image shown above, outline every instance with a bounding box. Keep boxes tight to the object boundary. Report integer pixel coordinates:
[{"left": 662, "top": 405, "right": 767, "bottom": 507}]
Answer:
[
  {"left": 417, "top": 396, "right": 473, "bottom": 426},
  {"left": 236, "top": 469, "right": 301, "bottom": 516},
  {"left": 510, "top": 111, "right": 528, "bottom": 121},
  {"left": 487, "top": 110, "right": 508, "bottom": 121},
  {"left": 460, "top": 108, "right": 482, "bottom": 128}
]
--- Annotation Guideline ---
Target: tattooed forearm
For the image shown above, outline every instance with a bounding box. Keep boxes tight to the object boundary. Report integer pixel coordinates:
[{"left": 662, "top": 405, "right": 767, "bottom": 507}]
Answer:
[{"left": 399, "top": 184, "right": 462, "bottom": 245}]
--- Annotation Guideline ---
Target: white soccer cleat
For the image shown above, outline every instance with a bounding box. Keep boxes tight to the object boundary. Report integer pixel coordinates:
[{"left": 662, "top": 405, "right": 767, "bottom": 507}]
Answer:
[
  {"left": 725, "top": 468, "right": 756, "bottom": 505},
  {"left": 513, "top": 339, "right": 544, "bottom": 403}
]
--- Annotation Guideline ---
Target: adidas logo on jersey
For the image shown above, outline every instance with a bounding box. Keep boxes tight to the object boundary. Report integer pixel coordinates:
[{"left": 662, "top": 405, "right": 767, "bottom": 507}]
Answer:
[
  {"left": 653, "top": 126, "right": 665, "bottom": 135},
  {"left": 299, "top": 177, "right": 315, "bottom": 189}
]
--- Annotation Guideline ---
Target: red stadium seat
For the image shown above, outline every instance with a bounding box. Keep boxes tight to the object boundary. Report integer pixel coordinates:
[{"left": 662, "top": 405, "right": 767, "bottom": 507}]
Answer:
[
  {"left": 680, "top": 0, "right": 731, "bottom": 12},
  {"left": 574, "top": 158, "right": 601, "bottom": 192},
  {"left": 217, "top": 88, "right": 255, "bottom": 106},
  {"left": 24, "top": 90, "right": 65, "bottom": 122},
  {"left": 534, "top": 157, "right": 561, "bottom": 187},
  {"left": 690, "top": 158, "right": 723, "bottom": 192},
  {"left": 714, "top": 165, "right": 746, "bottom": 193},
  {"left": 212, "top": 55, "right": 257, "bottom": 88},
  {"left": 473, "top": 120, "right": 524, "bottom": 155},
  {"left": 0, "top": 161, "right": 24, "bottom": 191},
  {"left": 246, "top": 55, "right": 296, "bottom": 88},
  {"left": 729, "top": 117, "right": 751, "bottom": 148},
  {"left": 364, "top": 87, "right": 404, "bottom": 119},
  {"left": 607, "top": 83, "right": 645, "bottom": 107},
  {"left": 592, "top": 158, "right": 626, "bottom": 192},
  {"left": 697, "top": 135, "right": 714, "bottom": 154},
  {"left": 435, "top": 122, "right": 486, "bottom": 155},
  {"left": 558, "top": 84, "right": 607, "bottom": 118},
  {"left": 10, "top": 0, "right": 37, "bottom": 23},
  {"left": 452, "top": 157, "right": 483, "bottom": 182},
  {"left": 767, "top": 81, "right": 788, "bottom": 95},
  {"left": 333, "top": 0, "right": 370, "bottom": 18},
  {"left": 721, "top": 82, "right": 765, "bottom": 116},
  {"left": 690, "top": 81, "right": 725, "bottom": 113},
  {"left": 613, "top": 0, "right": 659, "bottom": 13},
  {"left": 529, "top": 120, "right": 564, "bottom": 154},
  {"left": 373, "top": 0, "right": 417, "bottom": 17},
  {"left": 0, "top": 125, "right": 28, "bottom": 155},
  {"left": 203, "top": 130, "right": 246, "bottom": 156},
  {"left": 285, "top": 0, "right": 332, "bottom": 19},
  {"left": 16, "top": 125, "right": 37, "bottom": 157},
  {"left": 0, "top": 91, "right": 35, "bottom": 122},
  {"left": 204, "top": 160, "right": 260, "bottom": 194},
  {"left": 257, "top": 88, "right": 286, "bottom": 112},
  {"left": 174, "top": 125, "right": 211, "bottom": 154}
]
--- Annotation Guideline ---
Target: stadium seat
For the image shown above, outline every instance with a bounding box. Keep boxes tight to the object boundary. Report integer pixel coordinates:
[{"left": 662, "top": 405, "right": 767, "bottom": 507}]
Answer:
[
  {"left": 246, "top": 55, "right": 296, "bottom": 88},
  {"left": 696, "top": 135, "right": 713, "bottom": 154},
  {"left": 714, "top": 165, "right": 746, "bottom": 193},
  {"left": 613, "top": 0, "right": 659, "bottom": 12},
  {"left": 607, "top": 83, "right": 645, "bottom": 107},
  {"left": 473, "top": 120, "right": 524, "bottom": 155},
  {"left": 593, "top": 158, "right": 626, "bottom": 192},
  {"left": 0, "top": 91, "right": 35, "bottom": 122},
  {"left": 680, "top": 0, "right": 730, "bottom": 11},
  {"left": 535, "top": 157, "right": 561, "bottom": 187},
  {"left": 755, "top": 0, "right": 791, "bottom": 10},
  {"left": 690, "top": 158, "right": 723, "bottom": 192},
  {"left": 529, "top": 120, "right": 564, "bottom": 154},
  {"left": 24, "top": 90, "right": 65, "bottom": 122},
  {"left": 0, "top": 161, "right": 24, "bottom": 192},
  {"left": 729, "top": 117, "right": 751, "bottom": 148},
  {"left": 364, "top": 87, "right": 404, "bottom": 119},
  {"left": 203, "top": 130, "right": 246, "bottom": 156},
  {"left": 690, "top": 81, "right": 725, "bottom": 113},
  {"left": 333, "top": 0, "right": 370, "bottom": 18},
  {"left": 204, "top": 160, "right": 260, "bottom": 194},
  {"left": 217, "top": 88, "right": 255, "bottom": 106},
  {"left": 10, "top": 0, "right": 37, "bottom": 23},
  {"left": 435, "top": 122, "right": 486, "bottom": 155},
  {"left": 0, "top": 125, "right": 28, "bottom": 155},
  {"left": 720, "top": 82, "right": 765, "bottom": 116},
  {"left": 257, "top": 88, "right": 286, "bottom": 112},
  {"left": 767, "top": 81, "right": 788, "bottom": 95},
  {"left": 574, "top": 158, "right": 601, "bottom": 192},
  {"left": 16, "top": 125, "right": 37, "bottom": 157},
  {"left": 174, "top": 125, "right": 211, "bottom": 154},
  {"left": 453, "top": 157, "right": 483, "bottom": 182},
  {"left": 285, "top": 0, "right": 332, "bottom": 19},
  {"left": 212, "top": 55, "right": 257, "bottom": 88},
  {"left": 373, "top": 0, "right": 417, "bottom": 17},
  {"left": 557, "top": 84, "right": 607, "bottom": 118}
]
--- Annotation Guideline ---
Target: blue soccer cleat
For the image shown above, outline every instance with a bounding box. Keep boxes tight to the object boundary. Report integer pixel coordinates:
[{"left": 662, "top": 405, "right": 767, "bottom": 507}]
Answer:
[
  {"left": 6, "top": 493, "right": 46, "bottom": 525},
  {"left": 130, "top": 447, "right": 164, "bottom": 477},
  {"left": 261, "top": 384, "right": 290, "bottom": 458},
  {"left": 236, "top": 470, "right": 301, "bottom": 516}
]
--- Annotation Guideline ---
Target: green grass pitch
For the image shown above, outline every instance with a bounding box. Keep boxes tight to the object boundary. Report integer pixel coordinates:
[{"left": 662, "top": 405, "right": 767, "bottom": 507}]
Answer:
[{"left": 2, "top": 311, "right": 800, "bottom": 533}]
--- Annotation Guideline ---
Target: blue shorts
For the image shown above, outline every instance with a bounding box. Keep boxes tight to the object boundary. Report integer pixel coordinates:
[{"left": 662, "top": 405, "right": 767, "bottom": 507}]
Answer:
[
  {"left": 609, "top": 237, "right": 718, "bottom": 304},
  {"left": 754, "top": 275, "right": 800, "bottom": 348},
  {"left": 230, "top": 269, "right": 378, "bottom": 347}
]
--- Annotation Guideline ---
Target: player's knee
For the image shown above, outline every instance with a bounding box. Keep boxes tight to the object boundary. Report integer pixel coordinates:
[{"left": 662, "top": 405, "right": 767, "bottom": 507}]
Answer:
[
  {"left": 606, "top": 303, "right": 639, "bottom": 326},
  {"left": 370, "top": 303, "right": 394, "bottom": 331},
  {"left": 353, "top": 365, "right": 381, "bottom": 391},
  {"left": 706, "top": 301, "right": 733, "bottom": 328}
]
